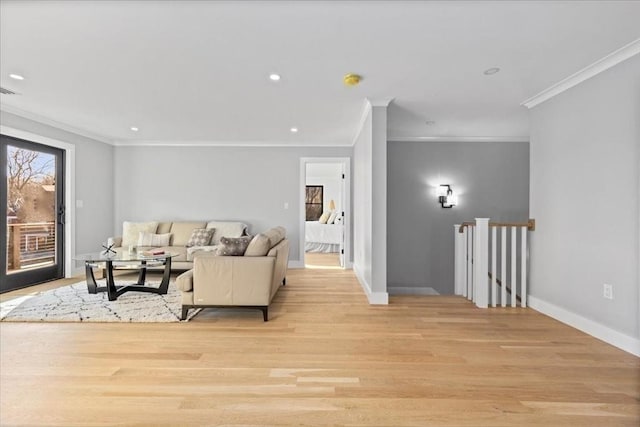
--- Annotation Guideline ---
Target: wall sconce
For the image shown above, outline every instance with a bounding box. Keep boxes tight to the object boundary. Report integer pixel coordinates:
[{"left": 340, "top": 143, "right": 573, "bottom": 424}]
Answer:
[{"left": 437, "top": 184, "right": 457, "bottom": 208}]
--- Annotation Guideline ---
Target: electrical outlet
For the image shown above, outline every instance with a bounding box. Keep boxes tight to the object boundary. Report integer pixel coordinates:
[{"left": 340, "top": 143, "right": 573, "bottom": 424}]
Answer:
[{"left": 603, "top": 283, "right": 613, "bottom": 300}]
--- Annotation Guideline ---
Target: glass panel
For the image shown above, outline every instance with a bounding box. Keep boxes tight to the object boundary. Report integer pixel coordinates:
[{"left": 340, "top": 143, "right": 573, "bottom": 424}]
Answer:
[{"left": 6, "top": 145, "right": 57, "bottom": 275}]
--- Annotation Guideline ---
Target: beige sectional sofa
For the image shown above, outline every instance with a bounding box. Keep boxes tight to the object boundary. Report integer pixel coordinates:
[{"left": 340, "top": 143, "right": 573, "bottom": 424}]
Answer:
[
  {"left": 109, "top": 220, "right": 248, "bottom": 271},
  {"left": 176, "top": 226, "right": 289, "bottom": 321}
]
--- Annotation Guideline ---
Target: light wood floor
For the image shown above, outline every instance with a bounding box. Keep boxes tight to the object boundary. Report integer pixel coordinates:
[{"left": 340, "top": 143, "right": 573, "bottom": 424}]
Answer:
[{"left": 1, "top": 267, "right": 639, "bottom": 426}]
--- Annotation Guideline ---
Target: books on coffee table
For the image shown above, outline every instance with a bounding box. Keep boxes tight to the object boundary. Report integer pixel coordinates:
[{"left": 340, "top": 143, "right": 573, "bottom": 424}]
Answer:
[{"left": 140, "top": 249, "right": 165, "bottom": 257}]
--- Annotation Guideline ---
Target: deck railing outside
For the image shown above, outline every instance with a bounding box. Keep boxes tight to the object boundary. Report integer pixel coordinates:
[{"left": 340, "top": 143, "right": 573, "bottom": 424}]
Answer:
[{"left": 6, "top": 221, "right": 56, "bottom": 272}]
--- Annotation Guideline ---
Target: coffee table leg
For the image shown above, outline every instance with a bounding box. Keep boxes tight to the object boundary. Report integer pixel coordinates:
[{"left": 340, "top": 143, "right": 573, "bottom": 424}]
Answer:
[
  {"left": 158, "top": 257, "right": 172, "bottom": 294},
  {"left": 105, "top": 260, "right": 117, "bottom": 301},
  {"left": 86, "top": 262, "right": 98, "bottom": 294},
  {"left": 137, "top": 260, "right": 147, "bottom": 285}
]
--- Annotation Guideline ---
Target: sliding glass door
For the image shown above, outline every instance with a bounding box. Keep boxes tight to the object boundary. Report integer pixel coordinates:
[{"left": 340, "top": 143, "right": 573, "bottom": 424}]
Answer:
[{"left": 1, "top": 134, "right": 65, "bottom": 292}]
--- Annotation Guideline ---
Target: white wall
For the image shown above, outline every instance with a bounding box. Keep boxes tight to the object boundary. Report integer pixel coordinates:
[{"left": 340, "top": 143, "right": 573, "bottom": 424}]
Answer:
[
  {"left": 0, "top": 111, "right": 114, "bottom": 271},
  {"left": 352, "top": 102, "right": 389, "bottom": 303},
  {"left": 113, "top": 145, "right": 352, "bottom": 265},
  {"left": 529, "top": 54, "right": 640, "bottom": 354},
  {"left": 306, "top": 163, "right": 342, "bottom": 214}
]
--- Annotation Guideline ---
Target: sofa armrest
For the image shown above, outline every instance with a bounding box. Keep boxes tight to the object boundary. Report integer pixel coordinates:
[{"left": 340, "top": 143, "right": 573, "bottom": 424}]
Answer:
[
  {"left": 176, "top": 269, "right": 194, "bottom": 292},
  {"left": 193, "top": 256, "right": 276, "bottom": 306}
]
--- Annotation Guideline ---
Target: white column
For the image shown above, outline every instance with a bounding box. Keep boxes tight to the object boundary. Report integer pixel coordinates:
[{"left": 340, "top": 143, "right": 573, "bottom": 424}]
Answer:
[
  {"left": 466, "top": 226, "right": 473, "bottom": 301},
  {"left": 454, "top": 225, "right": 465, "bottom": 296},
  {"left": 474, "top": 218, "right": 490, "bottom": 308}
]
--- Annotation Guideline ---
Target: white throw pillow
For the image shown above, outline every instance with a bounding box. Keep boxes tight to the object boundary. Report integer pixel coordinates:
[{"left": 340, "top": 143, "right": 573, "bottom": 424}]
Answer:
[
  {"left": 206, "top": 221, "right": 248, "bottom": 245},
  {"left": 328, "top": 212, "right": 338, "bottom": 224},
  {"left": 122, "top": 221, "right": 159, "bottom": 247},
  {"left": 137, "top": 232, "right": 172, "bottom": 247}
]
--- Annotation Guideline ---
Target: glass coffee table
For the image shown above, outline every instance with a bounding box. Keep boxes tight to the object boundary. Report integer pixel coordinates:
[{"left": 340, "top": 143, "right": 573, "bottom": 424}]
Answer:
[{"left": 75, "top": 251, "right": 178, "bottom": 301}]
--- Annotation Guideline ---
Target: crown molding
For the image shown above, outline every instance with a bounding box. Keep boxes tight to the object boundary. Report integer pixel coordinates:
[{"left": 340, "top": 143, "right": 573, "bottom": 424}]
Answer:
[
  {"left": 387, "top": 136, "right": 529, "bottom": 143},
  {"left": 112, "top": 139, "right": 351, "bottom": 147},
  {"left": 521, "top": 38, "right": 640, "bottom": 109},
  {"left": 0, "top": 103, "right": 114, "bottom": 144}
]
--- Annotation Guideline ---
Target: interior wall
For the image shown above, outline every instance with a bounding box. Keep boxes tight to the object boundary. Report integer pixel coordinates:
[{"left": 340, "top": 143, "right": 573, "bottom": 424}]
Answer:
[
  {"left": 529, "top": 54, "right": 640, "bottom": 341},
  {"left": 305, "top": 163, "right": 343, "bottom": 215},
  {"left": 0, "top": 111, "right": 114, "bottom": 262},
  {"left": 387, "top": 141, "right": 530, "bottom": 295},
  {"left": 113, "top": 145, "right": 352, "bottom": 265}
]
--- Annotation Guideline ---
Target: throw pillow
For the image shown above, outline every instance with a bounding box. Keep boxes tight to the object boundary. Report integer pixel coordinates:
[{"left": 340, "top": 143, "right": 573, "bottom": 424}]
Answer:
[
  {"left": 185, "top": 228, "right": 215, "bottom": 247},
  {"left": 244, "top": 233, "right": 271, "bottom": 256},
  {"left": 122, "top": 221, "right": 159, "bottom": 247},
  {"left": 318, "top": 212, "right": 330, "bottom": 224},
  {"left": 137, "top": 232, "right": 172, "bottom": 247},
  {"left": 206, "top": 221, "right": 248, "bottom": 245},
  {"left": 328, "top": 212, "right": 338, "bottom": 224},
  {"left": 216, "top": 236, "right": 253, "bottom": 256}
]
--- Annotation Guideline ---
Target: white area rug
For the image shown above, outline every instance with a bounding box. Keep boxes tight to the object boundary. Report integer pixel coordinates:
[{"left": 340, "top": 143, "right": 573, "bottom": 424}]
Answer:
[{"left": 0, "top": 281, "right": 199, "bottom": 322}]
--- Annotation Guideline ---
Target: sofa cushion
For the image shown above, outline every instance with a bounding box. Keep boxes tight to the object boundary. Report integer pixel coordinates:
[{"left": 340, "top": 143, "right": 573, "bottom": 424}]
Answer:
[
  {"left": 122, "top": 221, "right": 159, "bottom": 247},
  {"left": 156, "top": 222, "right": 173, "bottom": 234},
  {"left": 185, "top": 228, "right": 214, "bottom": 247},
  {"left": 216, "top": 236, "right": 253, "bottom": 256},
  {"left": 263, "top": 226, "right": 286, "bottom": 248},
  {"left": 170, "top": 222, "right": 207, "bottom": 246},
  {"left": 206, "top": 221, "right": 247, "bottom": 245},
  {"left": 137, "top": 232, "right": 172, "bottom": 247},
  {"left": 244, "top": 233, "right": 271, "bottom": 256}
]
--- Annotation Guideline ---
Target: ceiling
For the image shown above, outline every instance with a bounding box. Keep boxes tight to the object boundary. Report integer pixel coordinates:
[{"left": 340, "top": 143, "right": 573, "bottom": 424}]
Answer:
[{"left": 1, "top": 1, "right": 639, "bottom": 146}]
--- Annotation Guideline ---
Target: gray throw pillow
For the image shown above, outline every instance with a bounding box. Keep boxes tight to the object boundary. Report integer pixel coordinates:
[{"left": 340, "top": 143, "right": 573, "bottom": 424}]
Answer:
[
  {"left": 216, "top": 236, "right": 253, "bottom": 256},
  {"left": 185, "top": 228, "right": 214, "bottom": 247}
]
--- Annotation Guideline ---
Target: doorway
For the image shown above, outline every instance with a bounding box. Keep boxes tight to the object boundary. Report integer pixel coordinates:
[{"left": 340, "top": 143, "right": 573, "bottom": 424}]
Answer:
[
  {"left": 1, "top": 134, "right": 65, "bottom": 291},
  {"left": 299, "top": 157, "right": 351, "bottom": 270}
]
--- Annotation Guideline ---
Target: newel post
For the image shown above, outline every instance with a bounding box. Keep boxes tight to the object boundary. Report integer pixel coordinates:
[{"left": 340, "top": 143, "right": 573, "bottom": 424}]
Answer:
[
  {"left": 473, "top": 218, "right": 489, "bottom": 308},
  {"left": 454, "top": 224, "right": 465, "bottom": 296}
]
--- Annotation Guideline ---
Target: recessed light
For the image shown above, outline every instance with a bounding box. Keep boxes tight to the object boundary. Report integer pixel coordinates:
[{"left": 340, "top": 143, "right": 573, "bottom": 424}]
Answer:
[
  {"left": 130, "top": 126, "right": 139, "bottom": 132},
  {"left": 269, "top": 73, "right": 281, "bottom": 81},
  {"left": 9, "top": 74, "right": 24, "bottom": 80},
  {"left": 290, "top": 127, "right": 298, "bottom": 133},
  {"left": 483, "top": 67, "right": 500, "bottom": 75}
]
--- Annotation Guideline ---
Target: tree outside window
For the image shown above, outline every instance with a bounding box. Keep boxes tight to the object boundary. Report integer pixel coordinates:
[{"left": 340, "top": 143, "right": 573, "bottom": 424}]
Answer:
[{"left": 305, "top": 185, "right": 323, "bottom": 221}]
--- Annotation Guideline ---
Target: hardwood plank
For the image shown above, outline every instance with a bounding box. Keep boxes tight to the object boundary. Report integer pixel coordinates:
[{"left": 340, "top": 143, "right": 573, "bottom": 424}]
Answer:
[{"left": 1, "top": 267, "right": 638, "bottom": 426}]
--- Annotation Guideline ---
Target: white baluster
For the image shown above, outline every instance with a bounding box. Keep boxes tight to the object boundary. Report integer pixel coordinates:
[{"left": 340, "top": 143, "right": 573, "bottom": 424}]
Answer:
[
  {"left": 474, "top": 218, "right": 489, "bottom": 309},
  {"left": 491, "top": 226, "right": 497, "bottom": 307},
  {"left": 454, "top": 225, "right": 465, "bottom": 296},
  {"left": 511, "top": 226, "right": 517, "bottom": 307},
  {"left": 467, "top": 226, "right": 473, "bottom": 301},
  {"left": 501, "top": 226, "right": 507, "bottom": 307},
  {"left": 521, "top": 226, "right": 527, "bottom": 307}
]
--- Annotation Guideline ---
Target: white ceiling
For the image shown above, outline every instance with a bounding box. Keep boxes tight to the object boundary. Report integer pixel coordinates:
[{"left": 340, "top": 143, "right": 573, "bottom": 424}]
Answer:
[{"left": 1, "top": 1, "right": 639, "bottom": 146}]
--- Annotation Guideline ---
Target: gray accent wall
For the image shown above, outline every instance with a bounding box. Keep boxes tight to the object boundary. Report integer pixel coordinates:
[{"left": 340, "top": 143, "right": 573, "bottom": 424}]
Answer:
[
  {"left": 113, "top": 145, "right": 352, "bottom": 264},
  {"left": 387, "top": 141, "right": 530, "bottom": 295},
  {"left": 529, "top": 54, "right": 640, "bottom": 339},
  {"left": 0, "top": 111, "right": 114, "bottom": 258}
]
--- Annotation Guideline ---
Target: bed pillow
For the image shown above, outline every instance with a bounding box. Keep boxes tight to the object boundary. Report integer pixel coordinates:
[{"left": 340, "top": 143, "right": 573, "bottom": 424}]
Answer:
[
  {"left": 328, "top": 212, "right": 338, "bottom": 224},
  {"left": 216, "top": 236, "right": 253, "bottom": 256},
  {"left": 137, "top": 232, "right": 172, "bottom": 247},
  {"left": 318, "top": 212, "right": 330, "bottom": 224}
]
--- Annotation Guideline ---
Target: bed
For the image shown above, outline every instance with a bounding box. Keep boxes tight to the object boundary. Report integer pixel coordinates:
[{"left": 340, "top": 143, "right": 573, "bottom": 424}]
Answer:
[{"left": 305, "top": 221, "right": 343, "bottom": 253}]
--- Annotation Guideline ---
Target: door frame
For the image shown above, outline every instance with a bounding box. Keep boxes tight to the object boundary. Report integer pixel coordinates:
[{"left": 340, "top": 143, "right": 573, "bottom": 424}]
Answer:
[
  {"left": 299, "top": 157, "right": 351, "bottom": 269},
  {"left": 1, "top": 125, "right": 76, "bottom": 279}
]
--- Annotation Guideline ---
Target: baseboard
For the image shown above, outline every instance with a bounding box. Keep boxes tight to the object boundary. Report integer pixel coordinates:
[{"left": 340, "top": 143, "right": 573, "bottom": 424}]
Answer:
[
  {"left": 288, "top": 260, "right": 305, "bottom": 269},
  {"left": 353, "top": 264, "right": 388, "bottom": 305},
  {"left": 528, "top": 295, "right": 640, "bottom": 357},
  {"left": 388, "top": 286, "right": 440, "bottom": 296}
]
